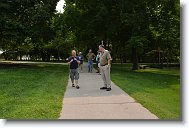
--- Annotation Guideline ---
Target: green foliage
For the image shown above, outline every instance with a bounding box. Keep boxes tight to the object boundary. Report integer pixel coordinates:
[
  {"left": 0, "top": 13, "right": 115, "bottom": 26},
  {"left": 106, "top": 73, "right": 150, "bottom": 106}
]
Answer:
[
  {"left": 0, "top": 0, "right": 59, "bottom": 61},
  {"left": 128, "top": 36, "right": 149, "bottom": 48},
  {"left": 61, "top": 0, "right": 180, "bottom": 69},
  {"left": 0, "top": 0, "right": 180, "bottom": 66}
]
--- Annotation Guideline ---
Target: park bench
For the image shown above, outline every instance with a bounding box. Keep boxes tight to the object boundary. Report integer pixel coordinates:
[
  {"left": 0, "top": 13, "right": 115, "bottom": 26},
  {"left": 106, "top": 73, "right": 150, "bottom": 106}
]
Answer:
[{"left": 139, "top": 65, "right": 150, "bottom": 69}]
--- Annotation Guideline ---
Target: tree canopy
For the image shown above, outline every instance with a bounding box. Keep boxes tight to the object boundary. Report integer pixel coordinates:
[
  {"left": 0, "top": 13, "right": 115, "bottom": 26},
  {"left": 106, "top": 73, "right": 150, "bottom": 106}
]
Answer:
[{"left": 0, "top": 0, "right": 180, "bottom": 69}]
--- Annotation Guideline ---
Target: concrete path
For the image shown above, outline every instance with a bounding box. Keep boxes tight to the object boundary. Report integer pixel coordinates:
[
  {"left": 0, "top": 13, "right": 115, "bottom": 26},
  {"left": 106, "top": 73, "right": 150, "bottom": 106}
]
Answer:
[{"left": 59, "top": 63, "right": 158, "bottom": 119}]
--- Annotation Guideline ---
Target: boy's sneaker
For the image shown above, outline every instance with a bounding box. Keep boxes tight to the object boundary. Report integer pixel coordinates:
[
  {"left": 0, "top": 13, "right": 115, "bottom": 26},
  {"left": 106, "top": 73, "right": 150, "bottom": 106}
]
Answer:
[
  {"left": 72, "top": 84, "right": 75, "bottom": 87},
  {"left": 76, "top": 85, "right": 80, "bottom": 89}
]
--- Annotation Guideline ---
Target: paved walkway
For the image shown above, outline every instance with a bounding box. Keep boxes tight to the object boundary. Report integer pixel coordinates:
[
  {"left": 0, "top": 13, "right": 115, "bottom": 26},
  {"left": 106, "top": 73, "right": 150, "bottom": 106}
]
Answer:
[{"left": 59, "top": 63, "right": 158, "bottom": 119}]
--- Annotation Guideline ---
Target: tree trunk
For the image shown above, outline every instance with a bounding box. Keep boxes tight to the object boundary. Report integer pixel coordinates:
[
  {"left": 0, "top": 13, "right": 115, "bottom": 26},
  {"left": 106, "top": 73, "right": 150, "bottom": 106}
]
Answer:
[
  {"left": 120, "top": 54, "right": 123, "bottom": 64},
  {"left": 20, "top": 54, "right": 22, "bottom": 61},
  {"left": 132, "top": 47, "right": 139, "bottom": 70},
  {"left": 166, "top": 51, "right": 169, "bottom": 67},
  {"left": 57, "top": 48, "right": 60, "bottom": 61},
  {"left": 161, "top": 52, "right": 163, "bottom": 67},
  {"left": 41, "top": 52, "right": 46, "bottom": 61}
]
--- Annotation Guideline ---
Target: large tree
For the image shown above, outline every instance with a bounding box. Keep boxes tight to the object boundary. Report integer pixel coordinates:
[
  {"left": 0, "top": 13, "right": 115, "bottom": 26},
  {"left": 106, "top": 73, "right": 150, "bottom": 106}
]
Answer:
[
  {"left": 0, "top": 0, "right": 59, "bottom": 61},
  {"left": 62, "top": 0, "right": 180, "bottom": 69}
]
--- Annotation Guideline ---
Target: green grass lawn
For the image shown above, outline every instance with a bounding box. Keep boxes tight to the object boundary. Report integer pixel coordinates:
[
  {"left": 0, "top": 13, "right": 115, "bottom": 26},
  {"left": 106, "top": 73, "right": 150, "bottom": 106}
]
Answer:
[
  {"left": 0, "top": 63, "right": 69, "bottom": 119},
  {"left": 110, "top": 64, "right": 180, "bottom": 119}
]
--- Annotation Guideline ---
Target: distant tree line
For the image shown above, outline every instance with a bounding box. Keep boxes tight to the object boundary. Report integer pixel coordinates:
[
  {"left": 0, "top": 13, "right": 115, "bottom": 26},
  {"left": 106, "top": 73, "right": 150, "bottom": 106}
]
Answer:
[{"left": 0, "top": 0, "right": 180, "bottom": 70}]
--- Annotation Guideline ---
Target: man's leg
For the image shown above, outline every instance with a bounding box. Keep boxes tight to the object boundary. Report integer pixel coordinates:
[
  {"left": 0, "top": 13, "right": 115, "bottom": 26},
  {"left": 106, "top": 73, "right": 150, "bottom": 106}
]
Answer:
[
  {"left": 79, "top": 64, "right": 81, "bottom": 71},
  {"left": 96, "top": 62, "right": 99, "bottom": 73},
  {"left": 81, "top": 64, "right": 83, "bottom": 71},
  {"left": 98, "top": 68, "right": 101, "bottom": 75},
  {"left": 70, "top": 69, "right": 75, "bottom": 87},
  {"left": 105, "top": 66, "right": 111, "bottom": 91},
  {"left": 75, "top": 80, "right": 78, "bottom": 85},
  {"left": 98, "top": 63, "right": 101, "bottom": 75},
  {"left": 89, "top": 60, "right": 91, "bottom": 72},
  {"left": 75, "top": 69, "right": 80, "bottom": 89},
  {"left": 100, "top": 66, "right": 107, "bottom": 89},
  {"left": 71, "top": 79, "right": 74, "bottom": 86},
  {"left": 79, "top": 64, "right": 82, "bottom": 72},
  {"left": 88, "top": 61, "right": 90, "bottom": 72},
  {"left": 91, "top": 61, "right": 93, "bottom": 72}
]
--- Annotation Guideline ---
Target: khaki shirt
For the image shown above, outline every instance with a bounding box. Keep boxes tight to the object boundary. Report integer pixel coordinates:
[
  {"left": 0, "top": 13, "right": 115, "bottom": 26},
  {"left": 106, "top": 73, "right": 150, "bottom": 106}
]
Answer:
[
  {"left": 100, "top": 49, "right": 112, "bottom": 66},
  {"left": 86, "top": 52, "right": 96, "bottom": 60}
]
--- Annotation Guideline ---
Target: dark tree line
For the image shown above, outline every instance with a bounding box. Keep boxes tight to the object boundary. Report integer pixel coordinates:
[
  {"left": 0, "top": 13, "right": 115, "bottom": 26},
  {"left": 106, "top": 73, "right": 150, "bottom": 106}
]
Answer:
[
  {"left": 61, "top": 0, "right": 180, "bottom": 69},
  {"left": 0, "top": 0, "right": 180, "bottom": 70}
]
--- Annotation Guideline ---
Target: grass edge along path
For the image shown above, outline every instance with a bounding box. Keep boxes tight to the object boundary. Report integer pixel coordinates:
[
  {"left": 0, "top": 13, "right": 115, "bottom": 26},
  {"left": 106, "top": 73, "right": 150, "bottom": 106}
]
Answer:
[{"left": 110, "top": 64, "right": 180, "bottom": 119}]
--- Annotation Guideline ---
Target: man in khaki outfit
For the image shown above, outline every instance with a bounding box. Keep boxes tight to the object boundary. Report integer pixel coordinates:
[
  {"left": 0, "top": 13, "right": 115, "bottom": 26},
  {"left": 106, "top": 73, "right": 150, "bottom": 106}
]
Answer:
[
  {"left": 99, "top": 44, "right": 112, "bottom": 91},
  {"left": 86, "top": 49, "right": 96, "bottom": 73}
]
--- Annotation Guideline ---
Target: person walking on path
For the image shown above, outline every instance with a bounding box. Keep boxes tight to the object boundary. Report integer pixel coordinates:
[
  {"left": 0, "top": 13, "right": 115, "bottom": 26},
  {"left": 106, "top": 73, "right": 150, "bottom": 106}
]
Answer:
[
  {"left": 67, "top": 50, "right": 81, "bottom": 89},
  {"left": 79, "top": 52, "right": 84, "bottom": 72},
  {"left": 96, "top": 51, "right": 101, "bottom": 75},
  {"left": 86, "top": 49, "right": 96, "bottom": 73},
  {"left": 99, "top": 44, "right": 112, "bottom": 91}
]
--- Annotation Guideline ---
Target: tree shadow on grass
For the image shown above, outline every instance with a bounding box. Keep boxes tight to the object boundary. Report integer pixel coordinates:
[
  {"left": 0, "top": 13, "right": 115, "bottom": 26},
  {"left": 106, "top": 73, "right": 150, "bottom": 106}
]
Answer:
[
  {"left": 111, "top": 65, "right": 180, "bottom": 95},
  {"left": 0, "top": 63, "right": 39, "bottom": 69},
  {"left": 0, "top": 63, "right": 68, "bottom": 71}
]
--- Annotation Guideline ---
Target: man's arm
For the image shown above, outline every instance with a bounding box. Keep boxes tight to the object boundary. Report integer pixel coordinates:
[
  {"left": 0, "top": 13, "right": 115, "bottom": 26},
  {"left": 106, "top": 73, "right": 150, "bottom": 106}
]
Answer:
[
  {"left": 108, "top": 59, "right": 111, "bottom": 65},
  {"left": 80, "top": 55, "right": 84, "bottom": 61},
  {"left": 74, "top": 57, "right": 80, "bottom": 64},
  {"left": 67, "top": 58, "right": 73, "bottom": 64},
  {"left": 107, "top": 52, "right": 112, "bottom": 67},
  {"left": 93, "top": 53, "right": 96, "bottom": 60}
]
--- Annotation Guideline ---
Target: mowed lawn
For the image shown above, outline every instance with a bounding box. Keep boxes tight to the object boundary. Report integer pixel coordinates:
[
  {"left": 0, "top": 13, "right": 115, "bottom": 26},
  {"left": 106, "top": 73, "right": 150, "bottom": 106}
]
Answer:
[
  {"left": 110, "top": 64, "right": 180, "bottom": 119},
  {"left": 0, "top": 63, "right": 69, "bottom": 119}
]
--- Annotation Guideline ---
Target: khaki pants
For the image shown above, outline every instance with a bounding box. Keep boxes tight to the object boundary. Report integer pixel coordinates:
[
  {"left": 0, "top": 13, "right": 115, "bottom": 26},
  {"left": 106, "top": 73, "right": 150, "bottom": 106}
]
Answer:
[{"left": 101, "top": 65, "right": 111, "bottom": 88}]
